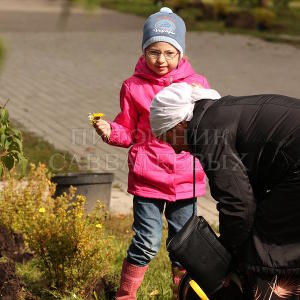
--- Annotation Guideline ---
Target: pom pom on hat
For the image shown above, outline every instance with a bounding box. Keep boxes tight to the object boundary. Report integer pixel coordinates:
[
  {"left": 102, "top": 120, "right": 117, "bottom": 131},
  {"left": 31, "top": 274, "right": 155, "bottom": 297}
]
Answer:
[
  {"left": 142, "top": 7, "right": 186, "bottom": 58},
  {"left": 159, "top": 7, "right": 173, "bottom": 13}
]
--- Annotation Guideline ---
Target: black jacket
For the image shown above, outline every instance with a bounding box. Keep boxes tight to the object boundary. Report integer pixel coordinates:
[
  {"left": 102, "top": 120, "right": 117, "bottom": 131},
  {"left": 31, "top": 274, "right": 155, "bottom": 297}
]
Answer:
[{"left": 188, "top": 94, "right": 300, "bottom": 275}]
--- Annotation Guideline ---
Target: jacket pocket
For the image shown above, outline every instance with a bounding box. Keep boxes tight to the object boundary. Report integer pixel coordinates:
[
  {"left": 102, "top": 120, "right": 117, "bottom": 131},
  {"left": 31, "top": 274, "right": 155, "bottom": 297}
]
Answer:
[{"left": 132, "top": 146, "right": 174, "bottom": 192}]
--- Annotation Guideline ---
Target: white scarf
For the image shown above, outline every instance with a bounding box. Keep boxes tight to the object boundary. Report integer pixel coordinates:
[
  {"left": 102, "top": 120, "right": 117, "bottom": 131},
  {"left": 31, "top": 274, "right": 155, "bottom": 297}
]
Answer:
[{"left": 150, "top": 82, "right": 221, "bottom": 136}]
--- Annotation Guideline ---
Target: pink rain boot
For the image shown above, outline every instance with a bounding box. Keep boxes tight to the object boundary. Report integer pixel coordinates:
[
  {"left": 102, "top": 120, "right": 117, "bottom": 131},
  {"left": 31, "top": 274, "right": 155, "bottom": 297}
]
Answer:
[
  {"left": 171, "top": 266, "right": 186, "bottom": 299},
  {"left": 116, "top": 259, "right": 148, "bottom": 300}
]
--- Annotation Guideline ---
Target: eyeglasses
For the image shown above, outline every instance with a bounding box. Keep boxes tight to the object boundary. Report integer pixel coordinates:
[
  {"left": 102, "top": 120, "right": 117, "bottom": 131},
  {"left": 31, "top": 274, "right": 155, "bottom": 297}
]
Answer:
[{"left": 146, "top": 50, "right": 179, "bottom": 61}]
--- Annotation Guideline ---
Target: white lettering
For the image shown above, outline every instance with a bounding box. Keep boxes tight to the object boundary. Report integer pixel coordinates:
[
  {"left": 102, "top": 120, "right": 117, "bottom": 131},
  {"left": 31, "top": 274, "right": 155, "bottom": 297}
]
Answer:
[{"left": 153, "top": 28, "right": 175, "bottom": 35}]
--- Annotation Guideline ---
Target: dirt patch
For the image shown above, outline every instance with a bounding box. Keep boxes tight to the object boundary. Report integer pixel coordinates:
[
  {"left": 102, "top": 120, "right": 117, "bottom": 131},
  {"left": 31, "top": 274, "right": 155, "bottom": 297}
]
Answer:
[
  {"left": 0, "top": 225, "right": 36, "bottom": 300},
  {"left": 0, "top": 225, "right": 33, "bottom": 263},
  {"left": 84, "top": 276, "right": 116, "bottom": 299},
  {"left": 0, "top": 260, "right": 23, "bottom": 299}
]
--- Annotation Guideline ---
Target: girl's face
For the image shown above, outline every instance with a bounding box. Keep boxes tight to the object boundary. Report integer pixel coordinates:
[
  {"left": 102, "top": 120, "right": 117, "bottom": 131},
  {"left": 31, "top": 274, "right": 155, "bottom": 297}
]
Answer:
[{"left": 144, "top": 42, "right": 180, "bottom": 76}]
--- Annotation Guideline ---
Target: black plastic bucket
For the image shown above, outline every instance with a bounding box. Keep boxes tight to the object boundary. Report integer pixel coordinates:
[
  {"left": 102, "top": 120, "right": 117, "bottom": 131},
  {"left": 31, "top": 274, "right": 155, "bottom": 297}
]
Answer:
[{"left": 52, "top": 172, "right": 114, "bottom": 213}]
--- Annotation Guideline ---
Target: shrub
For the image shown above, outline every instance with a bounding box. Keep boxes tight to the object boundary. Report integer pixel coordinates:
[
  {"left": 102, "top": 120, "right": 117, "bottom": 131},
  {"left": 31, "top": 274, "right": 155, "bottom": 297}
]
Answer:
[
  {"left": 273, "top": 0, "right": 291, "bottom": 10},
  {"left": 225, "top": 7, "right": 257, "bottom": 29},
  {"left": 163, "top": 0, "right": 193, "bottom": 12},
  {"left": 0, "top": 164, "right": 113, "bottom": 298},
  {"left": 197, "top": 3, "right": 216, "bottom": 20},
  {"left": 177, "top": 8, "right": 198, "bottom": 27},
  {"left": 163, "top": 0, "right": 217, "bottom": 20},
  {"left": 253, "top": 8, "right": 276, "bottom": 30},
  {"left": 230, "top": 0, "right": 262, "bottom": 8},
  {"left": 231, "top": 0, "right": 291, "bottom": 10},
  {"left": 225, "top": 6, "right": 277, "bottom": 31},
  {"left": 214, "top": 1, "right": 229, "bottom": 20}
]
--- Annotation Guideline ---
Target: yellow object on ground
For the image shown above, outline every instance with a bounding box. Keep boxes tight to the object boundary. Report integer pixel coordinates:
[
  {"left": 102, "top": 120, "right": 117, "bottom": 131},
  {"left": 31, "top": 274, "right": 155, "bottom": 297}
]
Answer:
[
  {"left": 189, "top": 280, "right": 209, "bottom": 300},
  {"left": 88, "top": 112, "right": 104, "bottom": 125}
]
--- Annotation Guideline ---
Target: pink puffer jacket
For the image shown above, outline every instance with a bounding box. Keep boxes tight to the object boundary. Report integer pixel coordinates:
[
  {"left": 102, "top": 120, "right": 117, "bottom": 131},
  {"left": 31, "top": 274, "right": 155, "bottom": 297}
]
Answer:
[{"left": 107, "top": 56, "right": 209, "bottom": 201}]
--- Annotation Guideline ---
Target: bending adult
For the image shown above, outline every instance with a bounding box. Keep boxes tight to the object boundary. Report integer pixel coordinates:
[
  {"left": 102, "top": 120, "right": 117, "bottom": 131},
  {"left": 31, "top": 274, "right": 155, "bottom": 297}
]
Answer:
[{"left": 150, "top": 82, "right": 300, "bottom": 299}]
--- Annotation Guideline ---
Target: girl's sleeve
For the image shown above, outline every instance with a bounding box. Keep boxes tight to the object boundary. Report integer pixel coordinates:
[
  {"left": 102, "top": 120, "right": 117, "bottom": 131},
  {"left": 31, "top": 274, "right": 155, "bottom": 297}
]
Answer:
[{"left": 107, "top": 82, "right": 138, "bottom": 148}]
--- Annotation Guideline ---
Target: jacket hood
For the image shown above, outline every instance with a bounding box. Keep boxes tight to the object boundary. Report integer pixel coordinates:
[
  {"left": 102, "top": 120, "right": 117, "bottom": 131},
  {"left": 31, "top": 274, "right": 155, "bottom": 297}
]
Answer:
[{"left": 133, "top": 55, "right": 196, "bottom": 85}]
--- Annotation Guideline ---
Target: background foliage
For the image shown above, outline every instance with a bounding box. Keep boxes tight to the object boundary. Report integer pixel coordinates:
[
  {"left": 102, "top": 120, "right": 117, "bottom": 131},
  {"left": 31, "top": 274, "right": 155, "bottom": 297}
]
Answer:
[{"left": 99, "top": 0, "right": 300, "bottom": 45}]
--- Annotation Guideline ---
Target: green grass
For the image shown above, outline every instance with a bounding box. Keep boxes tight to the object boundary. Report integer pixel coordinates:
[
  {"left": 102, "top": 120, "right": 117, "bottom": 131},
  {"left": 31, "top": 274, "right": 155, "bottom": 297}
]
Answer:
[
  {"left": 14, "top": 122, "right": 80, "bottom": 174},
  {"left": 16, "top": 259, "right": 51, "bottom": 299}
]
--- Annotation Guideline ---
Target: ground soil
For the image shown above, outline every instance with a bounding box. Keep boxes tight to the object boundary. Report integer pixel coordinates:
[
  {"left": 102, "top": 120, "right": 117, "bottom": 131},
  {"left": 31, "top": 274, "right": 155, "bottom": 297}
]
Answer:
[{"left": 0, "top": 225, "right": 36, "bottom": 300}]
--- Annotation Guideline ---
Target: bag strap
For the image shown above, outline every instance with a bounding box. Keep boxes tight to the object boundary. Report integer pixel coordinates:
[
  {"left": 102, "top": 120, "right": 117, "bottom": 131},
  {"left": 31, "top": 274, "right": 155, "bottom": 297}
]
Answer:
[
  {"left": 191, "top": 100, "right": 213, "bottom": 216},
  {"left": 192, "top": 109, "right": 197, "bottom": 216},
  {"left": 193, "top": 155, "right": 196, "bottom": 216}
]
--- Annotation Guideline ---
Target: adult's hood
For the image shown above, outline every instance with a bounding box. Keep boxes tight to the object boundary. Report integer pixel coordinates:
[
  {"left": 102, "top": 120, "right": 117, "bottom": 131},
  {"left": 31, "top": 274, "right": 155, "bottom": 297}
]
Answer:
[{"left": 150, "top": 82, "right": 221, "bottom": 136}]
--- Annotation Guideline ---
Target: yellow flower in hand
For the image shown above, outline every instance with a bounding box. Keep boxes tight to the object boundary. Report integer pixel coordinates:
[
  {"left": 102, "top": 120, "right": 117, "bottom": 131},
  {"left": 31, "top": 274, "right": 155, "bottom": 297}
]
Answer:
[{"left": 88, "top": 112, "right": 105, "bottom": 125}]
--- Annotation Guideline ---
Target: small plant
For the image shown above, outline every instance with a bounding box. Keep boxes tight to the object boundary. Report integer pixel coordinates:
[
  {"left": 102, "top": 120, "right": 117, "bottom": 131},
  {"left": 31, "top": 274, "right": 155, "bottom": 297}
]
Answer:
[
  {"left": 0, "top": 100, "right": 28, "bottom": 177},
  {"left": 0, "top": 164, "right": 114, "bottom": 298}
]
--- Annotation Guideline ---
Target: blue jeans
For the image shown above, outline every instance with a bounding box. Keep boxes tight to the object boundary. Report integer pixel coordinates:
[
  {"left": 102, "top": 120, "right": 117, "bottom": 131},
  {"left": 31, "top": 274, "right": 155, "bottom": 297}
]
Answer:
[{"left": 126, "top": 195, "right": 196, "bottom": 266}]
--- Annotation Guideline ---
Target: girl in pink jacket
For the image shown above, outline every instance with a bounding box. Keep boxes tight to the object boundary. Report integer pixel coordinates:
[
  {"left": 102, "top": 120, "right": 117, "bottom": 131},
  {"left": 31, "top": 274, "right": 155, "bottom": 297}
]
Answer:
[{"left": 94, "top": 7, "right": 209, "bottom": 299}]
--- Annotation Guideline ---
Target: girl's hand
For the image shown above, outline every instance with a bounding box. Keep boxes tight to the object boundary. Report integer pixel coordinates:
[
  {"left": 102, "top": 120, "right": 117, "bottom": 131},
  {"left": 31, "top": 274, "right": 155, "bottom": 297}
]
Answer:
[{"left": 94, "top": 119, "right": 111, "bottom": 142}]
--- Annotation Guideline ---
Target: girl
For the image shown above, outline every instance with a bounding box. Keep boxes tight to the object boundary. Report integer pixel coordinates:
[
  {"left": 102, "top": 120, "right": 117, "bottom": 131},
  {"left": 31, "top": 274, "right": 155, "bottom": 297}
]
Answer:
[{"left": 94, "top": 7, "right": 209, "bottom": 299}]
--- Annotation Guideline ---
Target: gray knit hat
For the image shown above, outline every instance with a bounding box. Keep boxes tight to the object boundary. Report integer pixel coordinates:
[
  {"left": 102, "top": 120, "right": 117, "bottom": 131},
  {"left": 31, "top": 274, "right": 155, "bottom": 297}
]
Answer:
[{"left": 142, "top": 7, "right": 186, "bottom": 58}]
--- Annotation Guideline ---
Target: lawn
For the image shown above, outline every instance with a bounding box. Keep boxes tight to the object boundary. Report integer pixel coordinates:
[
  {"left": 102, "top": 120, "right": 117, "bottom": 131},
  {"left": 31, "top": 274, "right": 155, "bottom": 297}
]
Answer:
[{"left": 13, "top": 121, "right": 80, "bottom": 174}]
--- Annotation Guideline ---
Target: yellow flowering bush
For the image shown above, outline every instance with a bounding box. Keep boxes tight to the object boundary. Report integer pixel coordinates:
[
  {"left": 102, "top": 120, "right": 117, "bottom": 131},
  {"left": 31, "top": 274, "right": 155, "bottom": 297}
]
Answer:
[{"left": 0, "top": 163, "right": 113, "bottom": 296}]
